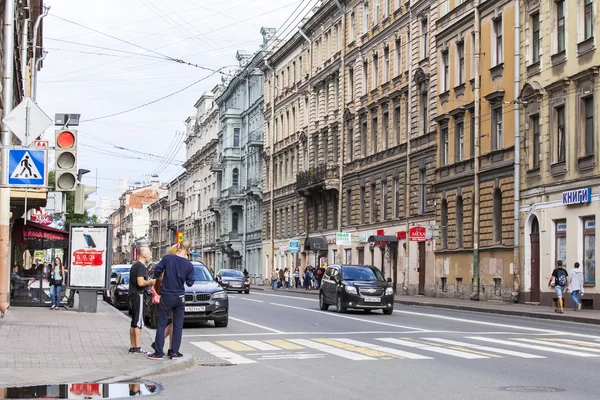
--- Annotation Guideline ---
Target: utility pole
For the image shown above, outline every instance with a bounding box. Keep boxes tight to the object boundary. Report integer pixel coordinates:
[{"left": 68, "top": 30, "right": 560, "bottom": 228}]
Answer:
[
  {"left": 0, "top": 0, "right": 15, "bottom": 315},
  {"left": 471, "top": 1, "right": 481, "bottom": 301}
]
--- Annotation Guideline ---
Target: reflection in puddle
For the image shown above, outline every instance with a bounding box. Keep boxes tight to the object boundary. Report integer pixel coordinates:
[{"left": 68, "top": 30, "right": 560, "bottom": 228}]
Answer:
[{"left": 0, "top": 382, "right": 161, "bottom": 399}]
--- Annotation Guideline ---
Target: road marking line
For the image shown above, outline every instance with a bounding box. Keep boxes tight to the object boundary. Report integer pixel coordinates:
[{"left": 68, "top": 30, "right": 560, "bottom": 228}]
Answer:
[
  {"left": 288, "top": 339, "right": 376, "bottom": 361},
  {"left": 335, "top": 338, "right": 433, "bottom": 360},
  {"left": 270, "top": 302, "right": 428, "bottom": 331},
  {"left": 253, "top": 293, "right": 318, "bottom": 302},
  {"left": 190, "top": 342, "right": 256, "bottom": 364},
  {"left": 263, "top": 339, "right": 305, "bottom": 350},
  {"left": 313, "top": 339, "right": 397, "bottom": 358},
  {"left": 468, "top": 337, "right": 600, "bottom": 358},
  {"left": 516, "top": 338, "right": 600, "bottom": 354},
  {"left": 377, "top": 338, "right": 488, "bottom": 359},
  {"left": 229, "top": 316, "right": 284, "bottom": 333},
  {"left": 216, "top": 341, "right": 255, "bottom": 352},
  {"left": 404, "top": 338, "right": 502, "bottom": 358},
  {"left": 424, "top": 338, "right": 545, "bottom": 359},
  {"left": 182, "top": 330, "right": 436, "bottom": 338},
  {"left": 239, "top": 340, "right": 282, "bottom": 351},
  {"left": 537, "top": 338, "right": 600, "bottom": 348},
  {"left": 240, "top": 298, "right": 264, "bottom": 303},
  {"left": 258, "top": 354, "right": 326, "bottom": 360}
]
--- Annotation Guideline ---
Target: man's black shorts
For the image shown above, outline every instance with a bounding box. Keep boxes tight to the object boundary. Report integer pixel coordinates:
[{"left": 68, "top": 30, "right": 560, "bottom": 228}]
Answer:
[{"left": 130, "top": 293, "right": 144, "bottom": 329}]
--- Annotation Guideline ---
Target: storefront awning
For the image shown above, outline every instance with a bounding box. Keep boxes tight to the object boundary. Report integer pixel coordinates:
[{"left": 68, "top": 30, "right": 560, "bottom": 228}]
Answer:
[
  {"left": 304, "top": 236, "right": 327, "bottom": 251},
  {"left": 367, "top": 235, "right": 399, "bottom": 244},
  {"left": 12, "top": 219, "right": 69, "bottom": 250}
]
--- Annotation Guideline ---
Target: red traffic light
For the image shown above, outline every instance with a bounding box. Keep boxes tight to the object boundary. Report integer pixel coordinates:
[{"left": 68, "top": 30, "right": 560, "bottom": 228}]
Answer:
[{"left": 57, "top": 131, "right": 75, "bottom": 148}]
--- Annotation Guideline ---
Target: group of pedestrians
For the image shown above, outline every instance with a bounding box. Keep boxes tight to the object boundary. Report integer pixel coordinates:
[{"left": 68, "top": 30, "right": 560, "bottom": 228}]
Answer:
[
  {"left": 127, "top": 240, "right": 195, "bottom": 360},
  {"left": 549, "top": 260, "right": 585, "bottom": 313},
  {"left": 271, "top": 265, "right": 325, "bottom": 290}
]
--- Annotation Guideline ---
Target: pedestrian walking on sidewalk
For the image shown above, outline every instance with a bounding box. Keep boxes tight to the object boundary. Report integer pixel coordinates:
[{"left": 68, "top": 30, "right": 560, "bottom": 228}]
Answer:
[
  {"left": 148, "top": 240, "right": 195, "bottom": 360},
  {"left": 272, "top": 269, "right": 279, "bottom": 290},
  {"left": 570, "top": 262, "right": 584, "bottom": 311},
  {"left": 49, "top": 258, "right": 65, "bottom": 310},
  {"left": 293, "top": 267, "right": 300, "bottom": 289},
  {"left": 549, "top": 260, "right": 569, "bottom": 314},
  {"left": 128, "top": 248, "right": 156, "bottom": 355},
  {"left": 149, "top": 245, "right": 179, "bottom": 355}
]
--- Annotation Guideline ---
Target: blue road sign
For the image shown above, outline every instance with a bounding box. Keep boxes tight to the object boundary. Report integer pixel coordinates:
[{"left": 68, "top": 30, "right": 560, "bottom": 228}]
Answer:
[{"left": 8, "top": 149, "right": 47, "bottom": 187}]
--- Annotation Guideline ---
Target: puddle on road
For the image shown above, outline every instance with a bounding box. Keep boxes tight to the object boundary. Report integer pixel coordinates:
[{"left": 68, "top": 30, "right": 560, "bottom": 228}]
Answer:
[{"left": 0, "top": 382, "right": 161, "bottom": 399}]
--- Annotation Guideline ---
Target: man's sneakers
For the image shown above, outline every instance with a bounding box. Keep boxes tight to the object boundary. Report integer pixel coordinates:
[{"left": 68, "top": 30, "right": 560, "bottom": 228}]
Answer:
[
  {"left": 169, "top": 351, "right": 184, "bottom": 359},
  {"left": 147, "top": 353, "right": 163, "bottom": 360},
  {"left": 128, "top": 347, "right": 146, "bottom": 355}
]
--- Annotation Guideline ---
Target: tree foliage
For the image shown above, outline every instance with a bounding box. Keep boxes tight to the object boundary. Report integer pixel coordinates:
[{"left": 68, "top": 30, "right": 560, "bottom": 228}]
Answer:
[{"left": 48, "top": 170, "right": 98, "bottom": 231}]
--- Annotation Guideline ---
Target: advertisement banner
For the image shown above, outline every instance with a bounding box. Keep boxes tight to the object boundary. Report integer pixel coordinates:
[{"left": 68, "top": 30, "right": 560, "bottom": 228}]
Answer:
[
  {"left": 409, "top": 226, "right": 428, "bottom": 242},
  {"left": 335, "top": 232, "right": 352, "bottom": 246},
  {"left": 69, "top": 224, "right": 111, "bottom": 289}
]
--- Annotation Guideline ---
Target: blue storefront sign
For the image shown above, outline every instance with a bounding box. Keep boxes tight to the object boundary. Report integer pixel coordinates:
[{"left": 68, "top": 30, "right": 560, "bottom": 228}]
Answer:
[{"left": 562, "top": 188, "right": 592, "bottom": 205}]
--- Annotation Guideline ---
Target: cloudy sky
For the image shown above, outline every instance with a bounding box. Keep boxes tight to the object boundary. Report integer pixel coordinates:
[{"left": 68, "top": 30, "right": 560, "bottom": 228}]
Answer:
[{"left": 36, "top": 0, "right": 307, "bottom": 205}]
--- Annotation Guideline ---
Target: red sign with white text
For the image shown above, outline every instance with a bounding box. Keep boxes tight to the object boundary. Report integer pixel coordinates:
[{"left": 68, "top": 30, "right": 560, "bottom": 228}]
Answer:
[
  {"left": 72, "top": 249, "right": 105, "bottom": 267},
  {"left": 409, "top": 226, "right": 428, "bottom": 242},
  {"left": 30, "top": 214, "right": 52, "bottom": 225}
]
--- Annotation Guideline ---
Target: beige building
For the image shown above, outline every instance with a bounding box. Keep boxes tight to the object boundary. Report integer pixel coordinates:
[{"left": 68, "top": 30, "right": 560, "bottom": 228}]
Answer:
[{"left": 519, "top": 0, "right": 599, "bottom": 308}]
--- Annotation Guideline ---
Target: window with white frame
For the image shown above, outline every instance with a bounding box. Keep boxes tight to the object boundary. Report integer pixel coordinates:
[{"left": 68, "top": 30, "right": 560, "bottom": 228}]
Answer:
[
  {"left": 556, "top": 105, "right": 566, "bottom": 163},
  {"left": 583, "top": 95, "right": 595, "bottom": 156},
  {"left": 363, "top": 2, "right": 369, "bottom": 34},
  {"left": 583, "top": 217, "right": 596, "bottom": 284},
  {"left": 457, "top": 41, "right": 465, "bottom": 85},
  {"left": 531, "top": 115, "right": 541, "bottom": 169},
  {"left": 556, "top": 0, "right": 565, "bottom": 53},
  {"left": 372, "top": 54, "right": 378, "bottom": 89},
  {"left": 374, "top": 0, "right": 380, "bottom": 25},
  {"left": 349, "top": 68, "right": 354, "bottom": 101},
  {"left": 456, "top": 121, "right": 464, "bottom": 162},
  {"left": 385, "top": 0, "right": 390, "bottom": 18},
  {"left": 532, "top": 13, "right": 541, "bottom": 63},
  {"left": 418, "top": 167, "right": 426, "bottom": 214},
  {"left": 493, "top": 18, "right": 503, "bottom": 65},
  {"left": 492, "top": 106, "right": 503, "bottom": 150},
  {"left": 350, "top": 12, "right": 356, "bottom": 41},
  {"left": 441, "top": 126, "right": 449, "bottom": 166},
  {"left": 440, "top": 0, "right": 449, "bottom": 16},
  {"left": 421, "top": 17, "right": 428, "bottom": 58},
  {"left": 382, "top": 110, "right": 389, "bottom": 149},
  {"left": 362, "top": 61, "right": 368, "bottom": 95},
  {"left": 371, "top": 115, "right": 378, "bottom": 154},
  {"left": 383, "top": 47, "right": 390, "bottom": 82},
  {"left": 395, "top": 37, "right": 402, "bottom": 76},
  {"left": 421, "top": 89, "right": 428, "bottom": 135},
  {"left": 585, "top": 0, "right": 594, "bottom": 40},
  {"left": 470, "top": 31, "right": 476, "bottom": 79},
  {"left": 555, "top": 220, "right": 567, "bottom": 266},
  {"left": 441, "top": 50, "right": 449, "bottom": 92}
]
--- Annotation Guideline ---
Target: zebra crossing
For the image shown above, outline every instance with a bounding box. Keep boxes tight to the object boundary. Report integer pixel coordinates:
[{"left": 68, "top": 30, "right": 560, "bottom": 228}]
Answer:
[{"left": 190, "top": 335, "right": 600, "bottom": 364}]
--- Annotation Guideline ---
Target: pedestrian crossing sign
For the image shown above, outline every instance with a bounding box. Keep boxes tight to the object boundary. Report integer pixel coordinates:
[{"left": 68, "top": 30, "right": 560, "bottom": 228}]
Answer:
[{"left": 7, "top": 149, "right": 47, "bottom": 187}]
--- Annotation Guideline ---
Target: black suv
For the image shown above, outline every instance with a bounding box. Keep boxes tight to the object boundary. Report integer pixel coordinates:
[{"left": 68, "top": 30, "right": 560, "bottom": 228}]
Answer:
[
  {"left": 143, "top": 261, "right": 229, "bottom": 328},
  {"left": 319, "top": 264, "right": 394, "bottom": 315},
  {"left": 215, "top": 269, "right": 250, "bottom": 294}
]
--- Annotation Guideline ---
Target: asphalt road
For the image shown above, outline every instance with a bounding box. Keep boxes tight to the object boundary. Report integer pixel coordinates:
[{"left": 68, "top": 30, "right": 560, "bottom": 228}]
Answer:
[{"left": 121, "top": 290, "right": 600, "bottom": 400}]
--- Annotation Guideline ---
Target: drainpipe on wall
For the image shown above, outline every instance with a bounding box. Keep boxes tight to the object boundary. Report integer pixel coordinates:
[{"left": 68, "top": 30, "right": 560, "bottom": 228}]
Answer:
[
  {"left": 512, "top": 0, "right": 521, "bottom": 302},
  {"left": 21, "top": 13, "right": 28, "bottom": 96},
  {"left": 334, "top": 0, "right": 345, "bottom": 263},
  {"left": 31, "top": 5, "right": 49, "bottom": 101},
  {"left": 471, "top": 0, "right": 482, "bottom": 301},
  {"left": 402, "top": 10, "right": 413, "bottom": 295},
  {"left": 243, "top": 71, "right": 250, "bottom": 272},
  {"left": 299, "top": 27, "right": 312, "bottom": 268},
  {"left": 264, "top": 58, "right": 276, "bottom": 280}
]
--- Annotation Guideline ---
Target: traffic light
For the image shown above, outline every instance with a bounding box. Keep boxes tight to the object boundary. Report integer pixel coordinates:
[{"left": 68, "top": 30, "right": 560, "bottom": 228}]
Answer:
[
  {"left": 55, "top": 129, "right": 78, "bottom": 191},
  {"left": 74, "top": 184, "right": 97, "bottom": 214}
]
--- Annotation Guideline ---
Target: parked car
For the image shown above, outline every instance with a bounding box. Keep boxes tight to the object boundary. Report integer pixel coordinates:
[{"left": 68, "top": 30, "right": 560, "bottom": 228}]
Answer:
[
  {"left": 319, "top": 264, "right": 394, "bottom": 315},
  {"left": 104, "top": 264, "right": 131, "bottom": 303},
  {"left": 144, "top": 261, "right": 229, "bottom": 328},
  {"left": 110, "top": 272, "right": 130, "bottom": 310},
  {"left": 215, "top": 269, "right": 250, "bottom": 294}
]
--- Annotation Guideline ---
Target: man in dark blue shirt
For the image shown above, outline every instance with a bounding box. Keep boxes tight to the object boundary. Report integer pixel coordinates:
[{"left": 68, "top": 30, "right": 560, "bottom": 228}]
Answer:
[{"left": 148, "top": 240, "right": 194, "bottom": 360}]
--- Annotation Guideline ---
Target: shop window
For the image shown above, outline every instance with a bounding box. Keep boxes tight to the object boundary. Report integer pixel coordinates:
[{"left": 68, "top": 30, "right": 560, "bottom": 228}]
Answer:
[
  {"left": 358, "top": 247, "right": 365, "bottom": 264},
  {"left": 441, "top": 199, "right": 448, "bottom": 249},
  {"left": 493, "top": 188, "right": 502, "bottom": 244},
  {"left": 456, "top": 196, "right": 464, "bottom": 248},
  {"left": 583, "top": 217, "right": 596, "bottom": 284},
  {"left": 555, "top": 220, "right": 567, "bottom": 265}
]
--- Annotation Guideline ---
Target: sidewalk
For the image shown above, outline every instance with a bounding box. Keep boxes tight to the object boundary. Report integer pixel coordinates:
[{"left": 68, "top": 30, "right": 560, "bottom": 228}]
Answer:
[
  {"left": 0, "top": 297, "right": 193, "bottom": 387},
  {"left": 257, "top": 286, "right": 600, "bottom": 325}
]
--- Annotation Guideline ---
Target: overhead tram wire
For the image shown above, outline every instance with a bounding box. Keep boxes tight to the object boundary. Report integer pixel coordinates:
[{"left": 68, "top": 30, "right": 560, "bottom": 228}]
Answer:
[
  {"left": 150, "top": 132, "right": 186, "bottom": 177},
  {"left": 264, "top": 0, "right": 319, "bottom": 51},
  {"left": 147, "top": 131, "right": 185, "bottom": 178}
]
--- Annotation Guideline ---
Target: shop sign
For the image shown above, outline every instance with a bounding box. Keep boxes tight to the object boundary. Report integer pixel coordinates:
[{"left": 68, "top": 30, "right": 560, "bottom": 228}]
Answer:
[
  {"left": 30, "top": 214, "right": 52, "bottom": 225},
  {"left": 562, "top": 188, "right": 592, "bottom": 205},
  {"left": 177, "top": 231, "right": 184, "bottom": 244},
  {"left": 396, "top": 231, "right": 407, "bottom": 240},
  {"left": 335, "top": 232, "right": 352, "bottom": 246},
  {"left": 358, "top": 232, "right": 373, "bottom": 243},
  {"left": 289, "top": 241, "right": 299, "bottom": 254},
  {"left": 69, "top": 224, "right": 111, "bottom": 289},
  {"left": 409, "top": 226, "right": 428, "bottom": 242}
]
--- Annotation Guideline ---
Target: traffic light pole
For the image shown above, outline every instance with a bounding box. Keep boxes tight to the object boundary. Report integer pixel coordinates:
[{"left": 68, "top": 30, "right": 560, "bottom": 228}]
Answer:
[{"left": 0, "top": 0, "right": 15, "bottom": 316}]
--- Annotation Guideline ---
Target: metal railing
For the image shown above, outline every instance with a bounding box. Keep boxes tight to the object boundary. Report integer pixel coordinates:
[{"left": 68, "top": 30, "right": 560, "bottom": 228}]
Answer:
[{"left": 296, "top": 164, "right": 339, "bottom": 188}]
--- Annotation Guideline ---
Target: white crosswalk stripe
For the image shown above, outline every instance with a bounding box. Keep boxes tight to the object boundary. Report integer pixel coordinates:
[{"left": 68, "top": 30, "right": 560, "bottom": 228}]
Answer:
[
  {"left": 377, "top": 338, "right": 488, "bottom": 359},
  {"left": 287, "top": 339, "right": 377, "bottom": 361},
  {"left": 424, "top": 338, "right": 546, "bottom": 359},
  {"left": 190, "top": 342, "right": 256, "bottom": 364},
  {"left": 515, "top": 338, "right": 600, "bottom": 354},
  {"left": 468, "top": 337, "right": 600, "bottom": 358},
  {"left": 239, "top": 340, "right": 282, "bottom": 351},
  {"left": 334, "top": 338, "right": 433, "bottom": 360}
]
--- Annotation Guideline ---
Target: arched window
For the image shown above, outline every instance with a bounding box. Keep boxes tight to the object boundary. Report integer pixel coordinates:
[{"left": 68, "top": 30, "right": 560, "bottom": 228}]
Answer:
[
  {"left": 232, "top": 212, "right": 239, "bottom": 232},
  {"left": 232, "top": 168, "right": 239, "bottom": 188},
  {"left": 493, "top": 188, "right": 502, "bottom": 244},
  {"left": 456, "top": 196, "right": 464, "bottom": 248},
  {"left": 441, "top": 199, "right": 448, "bottom": 249}
]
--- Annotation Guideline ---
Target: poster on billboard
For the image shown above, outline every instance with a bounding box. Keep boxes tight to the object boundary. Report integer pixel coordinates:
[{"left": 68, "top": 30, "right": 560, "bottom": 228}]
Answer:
[{"left": 68, "top": 224, "right": 112, "bottom": 289}]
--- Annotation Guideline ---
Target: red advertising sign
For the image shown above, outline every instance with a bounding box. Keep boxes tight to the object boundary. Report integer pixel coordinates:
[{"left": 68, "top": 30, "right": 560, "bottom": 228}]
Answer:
[
  {"left": 409, "top": 226, "right": 428, "bottom": 242},
  {"left": 30, "top": 214, "right": 52, "bottom": 225},
  {"left": 396, "top": 231, "right": 407, "bottom": 240},
  {"left": 376, "top": 229, "right": 385, "bottom": 236},
  {"left": 72, "top": 249, "right": 105, "bottom": 267}
]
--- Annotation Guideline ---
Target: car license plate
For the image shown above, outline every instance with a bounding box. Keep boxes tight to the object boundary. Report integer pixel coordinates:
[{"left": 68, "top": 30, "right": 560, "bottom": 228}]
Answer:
[
  {"left": 185, "top": 306, "right": 205, "bottom": 312},
  {"left": 232, "top": 282, "right": 242, "bottom": 287},
  {"left": 364, "top": 296, "right": 380, "bottom": 303}
]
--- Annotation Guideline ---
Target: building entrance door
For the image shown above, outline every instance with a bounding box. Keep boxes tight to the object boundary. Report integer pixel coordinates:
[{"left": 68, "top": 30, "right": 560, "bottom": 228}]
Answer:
[
  {"left": 530, "top": 217, "right": 540, "bottom": 303},
  {"left": 418, "top": 242, "right": 426, "bottom": 295}
]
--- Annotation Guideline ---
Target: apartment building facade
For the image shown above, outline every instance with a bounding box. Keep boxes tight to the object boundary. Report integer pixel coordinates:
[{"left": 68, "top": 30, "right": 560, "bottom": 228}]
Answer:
[
  {"left": 519, "top": 0, "right": 600, "bottom": 307},
  {"left": 212, "top": 29, "right": 273, "bottom": 276},
  {"left": 148, "top": 195, "right": 169, "bottom": 262},
  {"left": 182, "top": 86, "right": 222, "bottom": 268}
]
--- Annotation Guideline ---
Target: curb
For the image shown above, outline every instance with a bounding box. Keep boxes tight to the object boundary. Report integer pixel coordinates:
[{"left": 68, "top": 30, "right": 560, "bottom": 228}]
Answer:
[
  {"left": 97, "top": 354, "right": 195, "bottom": 384},
  {"left": 264, "top": 289, "right": 600, "bottom": 326}
]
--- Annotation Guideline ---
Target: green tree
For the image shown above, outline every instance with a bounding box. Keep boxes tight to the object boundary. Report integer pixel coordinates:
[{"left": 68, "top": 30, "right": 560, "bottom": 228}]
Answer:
[{"left": 48, "top": 170, "right": 98, "bottom": 231}]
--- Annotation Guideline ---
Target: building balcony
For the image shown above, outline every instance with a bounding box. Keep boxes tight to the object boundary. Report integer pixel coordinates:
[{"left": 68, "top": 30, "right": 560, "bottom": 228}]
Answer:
[
  {"left": 176, "top": 191, "right": 185, "bottom": 203},
  {"left": 296, "top": 164, "right": 340, "bottom": 197},
  {"left": 167, "top": 220, "right": 178, "bottom": 231},
  {"left": 210, "top": 160, "right": 223, "bottom": 172},
  {"left": 223, "top": 186, "right": 244, "bottom": 198},
  {"left": 208, "top": 197, "right": 220, "bottom": 213},
  {"left": 150, "top": 241, "right": 158, "bottom": 249},
  {"left": 248, "top": 129, "right": 263, "bottom": 147}
]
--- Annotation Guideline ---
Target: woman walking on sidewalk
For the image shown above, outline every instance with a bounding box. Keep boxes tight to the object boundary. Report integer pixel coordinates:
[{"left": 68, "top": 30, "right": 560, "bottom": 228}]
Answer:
[
  {"left": 49, "top": 258, "right": 65, "bottom": 310},
  {"left": 570, "top": 262, "right": 584, "bottom": 311}
]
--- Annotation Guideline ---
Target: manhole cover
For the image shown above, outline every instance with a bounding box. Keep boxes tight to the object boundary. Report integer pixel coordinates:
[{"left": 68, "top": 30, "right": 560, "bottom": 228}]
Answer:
[
  {"left": 198, "top": 363, "right": 235, "bottom": 367},
  {"left": 501, "top": 386, "right": 566, "bottom": 393},
  {"left": 0, "top": 382, "right": 161, "bottom": 399}
]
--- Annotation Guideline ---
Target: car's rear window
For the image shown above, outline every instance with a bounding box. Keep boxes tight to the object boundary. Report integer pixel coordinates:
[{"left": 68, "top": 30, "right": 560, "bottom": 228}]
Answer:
[
  {"left": 341, "top": 266, "right": 384, "bottom": 282},
  {"left": 222, "top": 270, "right": 244, "bottom": 278}
]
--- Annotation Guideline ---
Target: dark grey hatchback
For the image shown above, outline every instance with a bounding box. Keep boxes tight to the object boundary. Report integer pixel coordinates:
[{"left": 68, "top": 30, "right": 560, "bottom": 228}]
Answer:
[
  {"left": 144, "top": 261, "right": 229, "bottom": 328},
  {"left": 319, "top": 264, "right": 394, "bottom": 315}
]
